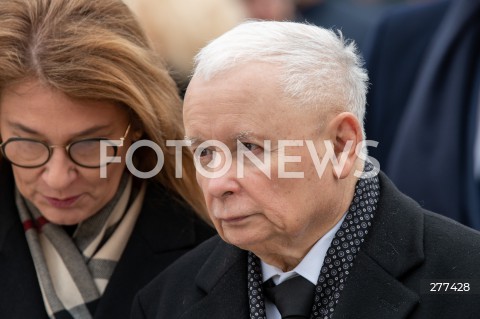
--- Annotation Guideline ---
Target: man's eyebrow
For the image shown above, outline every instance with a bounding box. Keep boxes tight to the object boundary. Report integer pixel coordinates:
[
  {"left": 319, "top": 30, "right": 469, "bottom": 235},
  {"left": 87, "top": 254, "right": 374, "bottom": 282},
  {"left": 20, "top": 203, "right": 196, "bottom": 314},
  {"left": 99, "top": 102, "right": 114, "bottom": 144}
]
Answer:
[
  {"left": 184, "top": 131, "right": 258, "bottom": 146},
  {"left": 184, "top": 136, "right": 198, "bottom": 146},
  {"left": 234, "top": 130, "right": 253, "bottom": 141}
]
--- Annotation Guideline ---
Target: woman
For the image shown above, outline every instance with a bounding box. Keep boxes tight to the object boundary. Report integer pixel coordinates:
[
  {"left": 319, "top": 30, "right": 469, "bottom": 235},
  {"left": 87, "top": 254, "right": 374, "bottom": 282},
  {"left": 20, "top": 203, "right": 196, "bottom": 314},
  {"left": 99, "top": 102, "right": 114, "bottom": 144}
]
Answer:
[{"left": 0, "top": 0, "right": 213, "bottom": 318}]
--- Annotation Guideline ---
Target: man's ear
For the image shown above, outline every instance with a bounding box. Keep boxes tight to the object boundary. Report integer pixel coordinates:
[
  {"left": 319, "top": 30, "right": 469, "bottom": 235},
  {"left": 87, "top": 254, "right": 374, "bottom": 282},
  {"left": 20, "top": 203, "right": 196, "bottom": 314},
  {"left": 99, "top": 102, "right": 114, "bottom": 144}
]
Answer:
[{"left": 326, "top": 112, "right": 363, "bottom": 179}]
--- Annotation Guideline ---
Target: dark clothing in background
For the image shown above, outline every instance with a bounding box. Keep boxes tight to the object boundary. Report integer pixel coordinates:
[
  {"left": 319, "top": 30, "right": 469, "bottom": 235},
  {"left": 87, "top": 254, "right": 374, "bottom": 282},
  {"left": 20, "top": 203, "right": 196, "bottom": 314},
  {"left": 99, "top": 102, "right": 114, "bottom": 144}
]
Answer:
[
  {"left": 299, "top": 0, "right": 387, "bottom": 53},
  {"left": 364, "top": 0, "right": 480, "bottom": 229}
]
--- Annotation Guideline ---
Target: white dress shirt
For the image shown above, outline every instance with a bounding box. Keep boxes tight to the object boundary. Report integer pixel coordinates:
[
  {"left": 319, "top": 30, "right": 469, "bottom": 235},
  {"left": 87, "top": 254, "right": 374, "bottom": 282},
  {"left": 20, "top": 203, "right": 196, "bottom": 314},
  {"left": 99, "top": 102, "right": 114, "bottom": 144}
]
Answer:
[{"left": 261, "top": 213, "right": 347, "bottom": 319}]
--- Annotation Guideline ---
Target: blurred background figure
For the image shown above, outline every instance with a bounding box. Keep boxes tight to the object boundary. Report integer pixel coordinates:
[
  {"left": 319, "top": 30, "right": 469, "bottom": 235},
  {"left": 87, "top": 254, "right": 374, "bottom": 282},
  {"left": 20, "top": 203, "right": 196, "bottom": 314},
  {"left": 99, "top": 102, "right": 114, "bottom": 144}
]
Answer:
[
  {"left": 298, "top": 0, "right": 385, "bottom": 52},
  {"left": 242, "top": 0, "right": 441, "bottom": 53},
  {"left": 364, "top": 0, "right": 480, "bottom": 229},
  {"left": 242, "top": 0, "right": 297, "bottom": 20},
  {"left": 123, "top": 0, "right": 245, "bottom": 95},
  {"left": 241, "top": 0, "right": 391, "bottom": 53},
  {"left": 123, "top": 0, "right": 438, "bottom": 96}
]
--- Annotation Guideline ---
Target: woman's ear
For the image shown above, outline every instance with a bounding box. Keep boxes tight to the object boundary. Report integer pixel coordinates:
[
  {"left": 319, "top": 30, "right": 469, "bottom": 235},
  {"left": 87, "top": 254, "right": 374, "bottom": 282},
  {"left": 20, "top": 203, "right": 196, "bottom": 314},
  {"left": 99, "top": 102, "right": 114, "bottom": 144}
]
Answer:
[
  {"left": 129, "top": 121, "right": 144, "bottom": 141},
  {"left": 327, "top": 112, "right": 363, "bottom": 179},
  {"left": 132, "top": 128, "right": 143, "bottom": 141}
]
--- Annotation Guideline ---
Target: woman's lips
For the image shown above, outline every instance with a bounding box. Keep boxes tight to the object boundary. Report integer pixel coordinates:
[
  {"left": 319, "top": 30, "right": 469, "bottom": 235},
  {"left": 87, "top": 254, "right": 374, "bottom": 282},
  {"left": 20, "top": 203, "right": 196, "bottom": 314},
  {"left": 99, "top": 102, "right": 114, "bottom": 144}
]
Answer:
[{"left": 44, "top": 195, "right": 82, "bottom": 208}]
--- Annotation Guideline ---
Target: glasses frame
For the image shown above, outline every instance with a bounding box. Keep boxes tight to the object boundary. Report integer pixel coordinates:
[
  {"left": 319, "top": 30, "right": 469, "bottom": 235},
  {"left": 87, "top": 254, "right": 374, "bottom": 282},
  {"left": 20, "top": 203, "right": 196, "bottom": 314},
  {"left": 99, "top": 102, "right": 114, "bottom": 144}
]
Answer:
[{"left": 0, "top": 124, "right": 131, "bottom": 169}]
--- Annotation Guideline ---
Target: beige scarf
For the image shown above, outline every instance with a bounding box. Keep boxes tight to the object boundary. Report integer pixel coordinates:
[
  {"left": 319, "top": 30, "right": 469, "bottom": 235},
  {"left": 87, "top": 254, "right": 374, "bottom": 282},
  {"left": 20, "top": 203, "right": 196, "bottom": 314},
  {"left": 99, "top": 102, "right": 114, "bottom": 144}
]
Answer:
[{"left": 16, "top": 174, "right": 146, "bottom": 318}]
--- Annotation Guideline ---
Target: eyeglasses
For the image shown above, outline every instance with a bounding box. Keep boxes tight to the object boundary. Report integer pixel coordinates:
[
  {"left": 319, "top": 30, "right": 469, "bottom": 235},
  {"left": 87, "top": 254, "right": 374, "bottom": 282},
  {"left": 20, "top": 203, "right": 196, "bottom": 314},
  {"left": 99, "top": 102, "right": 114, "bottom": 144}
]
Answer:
[{"left": 0, "top": 124, "right": 131, "bottom": 169}]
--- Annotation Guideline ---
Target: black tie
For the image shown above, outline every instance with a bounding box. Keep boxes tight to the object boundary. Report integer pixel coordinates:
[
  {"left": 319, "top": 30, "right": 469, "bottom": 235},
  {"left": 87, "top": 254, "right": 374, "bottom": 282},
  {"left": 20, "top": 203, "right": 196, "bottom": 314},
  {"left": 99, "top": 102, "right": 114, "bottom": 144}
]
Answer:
[{"left": 263, "top": 276, "right": 315, "bottom": 319}]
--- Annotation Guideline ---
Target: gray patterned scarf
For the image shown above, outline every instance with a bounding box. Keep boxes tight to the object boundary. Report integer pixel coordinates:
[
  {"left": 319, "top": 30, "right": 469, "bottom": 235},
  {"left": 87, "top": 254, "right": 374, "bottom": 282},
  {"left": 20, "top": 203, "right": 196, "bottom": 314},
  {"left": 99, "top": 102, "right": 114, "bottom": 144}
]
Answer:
[
  {"left": 16, "top": 173, "right": 146, "bottom": 319},
  {"left": 248, "top": 169, "right": 380, "bottom": 319}
]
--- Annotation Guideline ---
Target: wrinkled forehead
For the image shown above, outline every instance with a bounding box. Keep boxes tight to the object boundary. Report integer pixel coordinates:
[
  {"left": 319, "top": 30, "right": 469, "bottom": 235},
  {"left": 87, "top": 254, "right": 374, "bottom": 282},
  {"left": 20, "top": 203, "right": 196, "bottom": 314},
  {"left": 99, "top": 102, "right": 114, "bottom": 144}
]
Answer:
[
  {"left": 185, "top": 66, "right": 283, "bottom": 120},
  {"left": 185, "top": 62, "right": 284, "bottom": 107},
  {"left": 183, "top": 72, "right": 328, "bottom": 146}
]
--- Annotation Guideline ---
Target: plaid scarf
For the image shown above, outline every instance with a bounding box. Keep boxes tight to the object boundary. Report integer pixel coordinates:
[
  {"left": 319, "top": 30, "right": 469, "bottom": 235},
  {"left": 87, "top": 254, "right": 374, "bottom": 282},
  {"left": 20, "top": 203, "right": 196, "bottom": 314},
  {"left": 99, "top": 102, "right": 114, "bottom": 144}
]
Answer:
[{"left": 16, "top": 174, "right": 146, "bottom": 319}]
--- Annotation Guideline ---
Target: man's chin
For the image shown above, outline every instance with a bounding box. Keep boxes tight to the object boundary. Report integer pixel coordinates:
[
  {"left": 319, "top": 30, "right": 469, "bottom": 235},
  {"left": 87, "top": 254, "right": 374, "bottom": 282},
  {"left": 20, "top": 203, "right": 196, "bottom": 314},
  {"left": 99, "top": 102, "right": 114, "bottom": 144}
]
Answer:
[{"left": 221, "top": 231, "right": 265, "bottom": 252}]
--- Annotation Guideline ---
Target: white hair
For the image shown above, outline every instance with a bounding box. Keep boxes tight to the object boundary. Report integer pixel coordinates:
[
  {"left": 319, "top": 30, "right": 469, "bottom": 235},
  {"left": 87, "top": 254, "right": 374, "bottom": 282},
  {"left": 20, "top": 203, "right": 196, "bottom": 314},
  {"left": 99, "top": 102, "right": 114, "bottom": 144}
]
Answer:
[{"left": 193, "top": 20, "right": 369, "bottom": 133}]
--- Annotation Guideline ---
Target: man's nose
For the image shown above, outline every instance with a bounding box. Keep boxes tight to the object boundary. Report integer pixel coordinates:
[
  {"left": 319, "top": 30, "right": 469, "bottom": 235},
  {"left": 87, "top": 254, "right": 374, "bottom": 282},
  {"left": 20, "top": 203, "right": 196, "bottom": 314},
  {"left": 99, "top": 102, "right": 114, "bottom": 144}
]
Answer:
[{"left": 200, "top": 159, "right": 241, "bottom": 199}]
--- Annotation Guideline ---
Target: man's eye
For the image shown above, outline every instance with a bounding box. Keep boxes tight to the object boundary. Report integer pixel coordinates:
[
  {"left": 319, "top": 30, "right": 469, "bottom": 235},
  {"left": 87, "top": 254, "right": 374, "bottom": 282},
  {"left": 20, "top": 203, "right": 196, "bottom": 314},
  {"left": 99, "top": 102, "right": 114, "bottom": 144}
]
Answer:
[
  {"left": 241, "top": 142, "right": 261, "bottom": 152},
  {"left": 199, "top": 148, "right": 212, "bottom": 157},
  {"left": 194, "top": 147, "right": 217, "bottom": 167}
]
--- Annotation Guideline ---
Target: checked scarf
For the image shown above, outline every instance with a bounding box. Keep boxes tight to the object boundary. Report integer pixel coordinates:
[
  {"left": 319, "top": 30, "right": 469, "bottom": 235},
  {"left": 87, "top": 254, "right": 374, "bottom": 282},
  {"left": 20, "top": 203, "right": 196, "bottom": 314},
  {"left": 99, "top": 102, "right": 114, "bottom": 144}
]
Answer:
[{"left": 16, "top": 173, "right": 146, "bottom": 319}]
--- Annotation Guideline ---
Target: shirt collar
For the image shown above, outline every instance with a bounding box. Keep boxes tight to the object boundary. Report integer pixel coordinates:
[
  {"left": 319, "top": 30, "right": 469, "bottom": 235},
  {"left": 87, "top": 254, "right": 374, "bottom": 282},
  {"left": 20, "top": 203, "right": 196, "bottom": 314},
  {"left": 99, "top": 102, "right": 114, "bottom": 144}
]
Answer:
[{"left": 261, "top": 212, "right": 346, "bottom": 286}]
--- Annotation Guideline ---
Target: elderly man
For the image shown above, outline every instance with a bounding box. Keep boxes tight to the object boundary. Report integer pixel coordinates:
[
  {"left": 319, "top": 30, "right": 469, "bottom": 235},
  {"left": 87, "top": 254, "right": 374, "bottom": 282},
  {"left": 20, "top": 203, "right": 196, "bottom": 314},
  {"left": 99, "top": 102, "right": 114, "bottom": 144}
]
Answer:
[{"left": 132, "top": 21, "right": 480, "bottom": 319}]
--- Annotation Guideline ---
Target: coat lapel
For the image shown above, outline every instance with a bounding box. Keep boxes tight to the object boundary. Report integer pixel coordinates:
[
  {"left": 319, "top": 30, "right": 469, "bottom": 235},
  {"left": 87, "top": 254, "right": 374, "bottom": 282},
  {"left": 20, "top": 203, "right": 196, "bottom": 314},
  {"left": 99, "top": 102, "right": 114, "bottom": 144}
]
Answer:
[
  {"left": 334, "top": 173, "right": 424, "bottom": 318},
  {"left": 411, "top": 0, "right": 480, "bottom": 83},
  {"left": 179, "top": 240, "right": 250, "bottom": 319},
  {"left": 333, "top": 252, "right": 419, "bottom": 318}
]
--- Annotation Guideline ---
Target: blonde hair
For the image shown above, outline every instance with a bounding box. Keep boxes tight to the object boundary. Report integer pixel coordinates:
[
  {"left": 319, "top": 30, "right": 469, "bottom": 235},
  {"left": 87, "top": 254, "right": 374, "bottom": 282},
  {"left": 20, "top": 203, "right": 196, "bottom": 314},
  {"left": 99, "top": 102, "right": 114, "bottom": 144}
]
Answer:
[
  {"left": 0, "top": 0, "right": 208, "bottom": 220},
  {"left": 123, "top": 0, "right": 245, "bottom": 90}
]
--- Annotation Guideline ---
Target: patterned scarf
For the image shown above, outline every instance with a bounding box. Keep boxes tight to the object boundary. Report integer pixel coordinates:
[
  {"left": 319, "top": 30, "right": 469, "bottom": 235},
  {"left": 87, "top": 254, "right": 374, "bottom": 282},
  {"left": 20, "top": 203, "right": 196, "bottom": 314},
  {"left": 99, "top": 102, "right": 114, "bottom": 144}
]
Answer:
[
  {"left": 248, "top": 170, "right": 380, "bottom": 319},
  {"left": 16, "top": 173, "right": 146, "bottom": 319}
]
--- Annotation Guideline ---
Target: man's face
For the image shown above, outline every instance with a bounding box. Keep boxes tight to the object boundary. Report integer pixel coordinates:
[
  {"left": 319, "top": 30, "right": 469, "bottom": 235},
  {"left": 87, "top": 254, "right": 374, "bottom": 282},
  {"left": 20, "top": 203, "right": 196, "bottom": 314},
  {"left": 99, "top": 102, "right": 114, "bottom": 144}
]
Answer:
[{"left": 184, "top": 63, "right": 346, "bottom": 256}]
